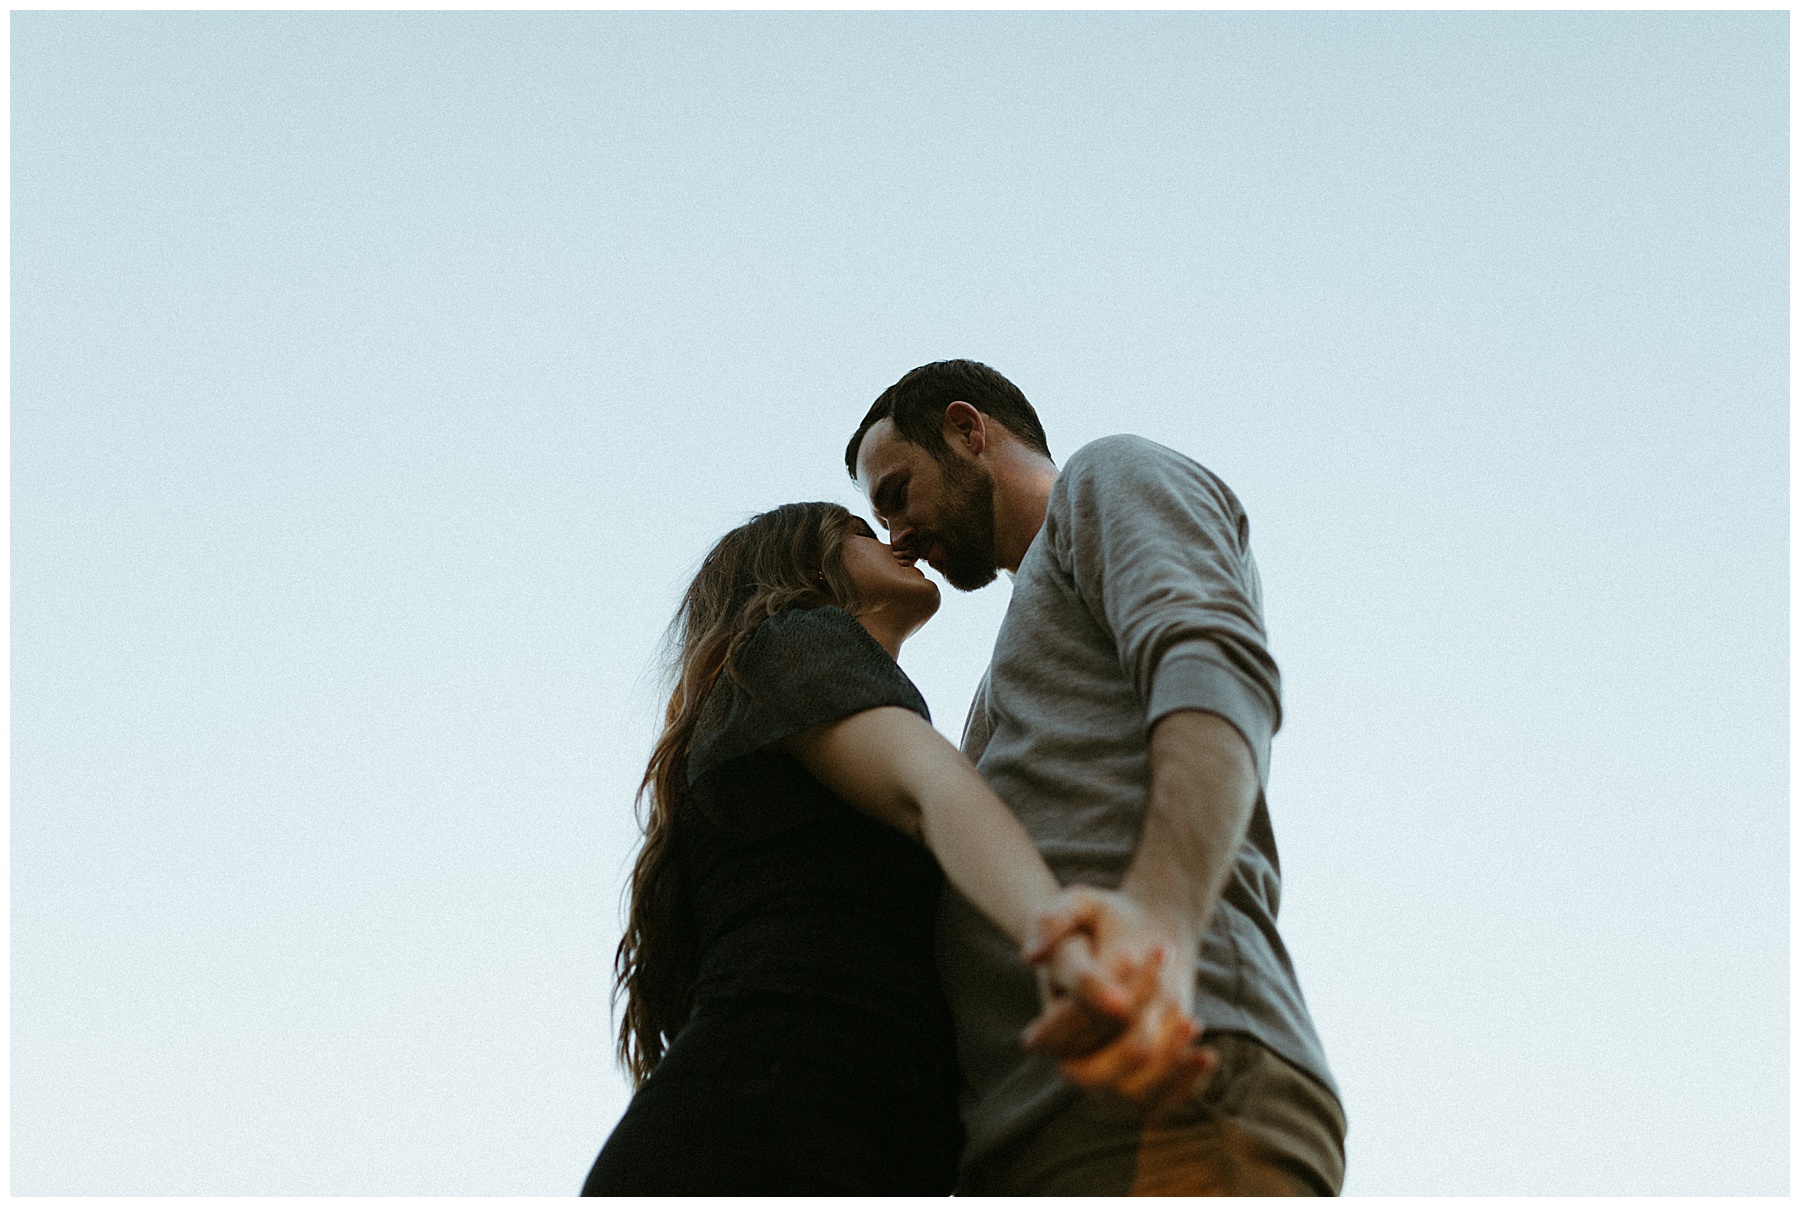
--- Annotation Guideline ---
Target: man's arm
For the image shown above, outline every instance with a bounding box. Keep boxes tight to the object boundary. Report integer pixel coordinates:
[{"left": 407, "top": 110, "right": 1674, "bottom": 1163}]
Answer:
[
  {"left": 1019, "top": 437, "right": 1276, "bottom": 1103},
  {"left": 1124, "top": 708, "right": 1259, "bottom": 987}
]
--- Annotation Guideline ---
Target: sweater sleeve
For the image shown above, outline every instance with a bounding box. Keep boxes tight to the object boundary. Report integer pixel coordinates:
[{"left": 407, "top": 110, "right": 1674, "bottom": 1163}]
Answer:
[{"left": 1043, "top": 435, "right": 1282, "bottom": 785}]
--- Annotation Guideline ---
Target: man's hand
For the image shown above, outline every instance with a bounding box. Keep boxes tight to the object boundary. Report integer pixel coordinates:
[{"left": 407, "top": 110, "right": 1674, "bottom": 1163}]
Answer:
[{"left": 1017, "top": 886, "right": 1218, "bottom": 1111}]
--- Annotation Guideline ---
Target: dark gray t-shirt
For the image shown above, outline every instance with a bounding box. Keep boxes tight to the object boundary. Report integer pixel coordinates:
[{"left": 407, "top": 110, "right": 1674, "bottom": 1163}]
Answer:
[
  {"left": 680, "top": 605, "right": 953, "bottom": 1045},
  {"left": 937, "top": 434, "right": 1339, "bottom": 1165}
]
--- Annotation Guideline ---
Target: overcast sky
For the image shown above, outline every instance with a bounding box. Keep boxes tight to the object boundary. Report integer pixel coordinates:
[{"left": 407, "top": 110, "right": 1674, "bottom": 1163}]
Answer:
[{"left": 11, "top": 10, "right": 1788, "bottom": 1196}]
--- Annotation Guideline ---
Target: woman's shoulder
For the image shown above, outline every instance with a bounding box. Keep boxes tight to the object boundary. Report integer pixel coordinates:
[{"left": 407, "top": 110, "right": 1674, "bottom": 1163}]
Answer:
[
  {"left": 745, "top": 602, "right": 866, "bottom": 644},
  {"left": 737, "top": 605, "right": 886, "bottom": 676},
  {"left": 688, "top": 606, "right": 928, "bottom": 786},
  {"left": 728, "top": 604, "right": 927, "bottom": 720}
]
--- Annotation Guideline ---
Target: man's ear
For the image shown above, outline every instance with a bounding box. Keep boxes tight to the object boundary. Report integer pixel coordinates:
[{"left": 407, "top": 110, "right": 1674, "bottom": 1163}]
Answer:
[{"left": 943, "top": 401, "right": 988, "bottom": 457}]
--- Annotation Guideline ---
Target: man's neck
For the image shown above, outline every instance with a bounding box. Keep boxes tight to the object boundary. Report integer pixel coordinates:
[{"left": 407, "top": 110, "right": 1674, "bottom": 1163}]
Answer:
[{"left": 992, "top": 453, "right": 1060, "bottom": 574}]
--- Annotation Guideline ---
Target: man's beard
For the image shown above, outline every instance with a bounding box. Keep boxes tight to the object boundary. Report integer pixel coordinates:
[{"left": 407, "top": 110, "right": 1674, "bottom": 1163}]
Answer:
[{"left": 929, "top": 453, "right": 1000, "bottom": 591}]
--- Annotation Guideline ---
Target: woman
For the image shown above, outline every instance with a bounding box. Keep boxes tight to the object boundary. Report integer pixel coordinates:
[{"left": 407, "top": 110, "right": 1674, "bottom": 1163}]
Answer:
[{"left": 582, "top": 502, "right": 1192, "bottom": 1195}]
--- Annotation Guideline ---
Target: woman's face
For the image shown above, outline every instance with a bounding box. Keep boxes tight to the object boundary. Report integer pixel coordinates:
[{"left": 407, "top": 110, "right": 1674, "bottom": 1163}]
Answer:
[{"left": 838, "top": 515, "right": 941, "bottom": 634}]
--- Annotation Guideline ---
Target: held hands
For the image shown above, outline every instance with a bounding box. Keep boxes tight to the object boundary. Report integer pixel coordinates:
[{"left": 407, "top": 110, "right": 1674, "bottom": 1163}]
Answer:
[{"left": 1017, "top": 887, "right": 1219, "bottom": 1112}]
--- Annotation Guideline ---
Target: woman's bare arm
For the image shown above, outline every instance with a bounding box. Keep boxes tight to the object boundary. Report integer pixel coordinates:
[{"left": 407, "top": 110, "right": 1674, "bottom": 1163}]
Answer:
[{"left": 783, "top": 705, "right": 1060, "bottom": 945}]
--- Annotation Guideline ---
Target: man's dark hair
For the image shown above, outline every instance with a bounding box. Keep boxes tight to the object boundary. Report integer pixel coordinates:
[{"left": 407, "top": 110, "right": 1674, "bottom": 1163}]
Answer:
[{"left": 845, "top": 359, "right": 1052, "bottom": 479}]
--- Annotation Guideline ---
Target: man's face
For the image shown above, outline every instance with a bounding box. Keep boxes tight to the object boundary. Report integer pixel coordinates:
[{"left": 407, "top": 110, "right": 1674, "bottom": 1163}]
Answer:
[{"left": 855, "top": 417, "right": 1000, "bottom": 591}]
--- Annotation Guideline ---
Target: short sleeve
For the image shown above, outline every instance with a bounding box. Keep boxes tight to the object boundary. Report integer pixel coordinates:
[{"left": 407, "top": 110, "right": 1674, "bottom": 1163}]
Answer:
[{"left": 686, "top": 606, "right": 930, "bottom": 786}]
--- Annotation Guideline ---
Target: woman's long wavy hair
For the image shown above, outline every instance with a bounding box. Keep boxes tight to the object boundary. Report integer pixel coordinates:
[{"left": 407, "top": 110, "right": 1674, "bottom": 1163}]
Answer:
[{"left": 615, "top": 502, "right": 865, "bottom": 1085}]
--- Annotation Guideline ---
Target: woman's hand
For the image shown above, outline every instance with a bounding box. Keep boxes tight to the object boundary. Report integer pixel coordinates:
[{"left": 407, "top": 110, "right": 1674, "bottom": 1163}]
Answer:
[{"left": 1019, "top": 886, "right": 1219, "bottom": 1112}]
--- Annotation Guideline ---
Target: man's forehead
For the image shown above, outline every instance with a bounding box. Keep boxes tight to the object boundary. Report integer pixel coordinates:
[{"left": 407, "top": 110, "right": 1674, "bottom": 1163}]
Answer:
[{"left": 856, "top": 418, "right": 911, "bottom": 484}]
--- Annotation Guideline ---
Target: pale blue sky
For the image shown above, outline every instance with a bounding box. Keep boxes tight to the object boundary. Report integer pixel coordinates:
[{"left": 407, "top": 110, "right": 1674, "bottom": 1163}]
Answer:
[{"left": 12, "top": 11, "right": 1788, "bottom": 1195}]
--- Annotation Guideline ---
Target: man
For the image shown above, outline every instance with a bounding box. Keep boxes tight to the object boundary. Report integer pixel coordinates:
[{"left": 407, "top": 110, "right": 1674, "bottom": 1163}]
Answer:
[{"left": 845, "top": 360, "right": 1345, "bottom": 1195}]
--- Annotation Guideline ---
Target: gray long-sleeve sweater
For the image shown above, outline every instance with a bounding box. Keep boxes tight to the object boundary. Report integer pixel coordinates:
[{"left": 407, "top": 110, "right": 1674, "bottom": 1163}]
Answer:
[{"left": 937, "top": 433, "right": 1339, "bottom": 1166}]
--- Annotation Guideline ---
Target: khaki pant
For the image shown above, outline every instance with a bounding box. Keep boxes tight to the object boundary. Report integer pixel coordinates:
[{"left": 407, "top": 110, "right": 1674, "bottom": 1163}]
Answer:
[{"left": 959, "top": 1032, "right": 1346, "bottom": 1196}]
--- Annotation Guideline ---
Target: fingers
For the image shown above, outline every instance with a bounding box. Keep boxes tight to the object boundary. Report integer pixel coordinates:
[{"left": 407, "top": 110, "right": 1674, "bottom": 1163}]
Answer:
[
  {"left": 1021, "top": 942, "right": 1148, "bottom": 1059},
  {"left": 1029, "top": 942, "right": 1166, "bottom": 1050},
  {"left": 1020, "top": 887, "right": 1102, "bottom": 964},
  {"left": 1044, "top": 931, "right": 1103, "bottom": 995},
  {"left": 1056, "top": 996, "right": 1185, "bottom": 1093},
  {"left": 1145, "top": 1043, "right": 1221, "bottom": 1118},
  {"left": 1031, "top": 926, "right": 1142, "bottom": 1028},
  {"left": 1055, "top": 937, "right": 1133, "bottom": 1022},
  {"left": 1023, "top": 932, "right": 1139, "bottom": 1058},
  {"left": 1063, "top": 1021, "right": 1210, "bottom": 1109},
  {"left": 1020, "top": 995, "right": 1125, "bottom": 1057},
  {"left": 1022, "top": 888, "right": 1208, "bottom": 1098},
  {"left": 1116, "top": 944, "right": 1166, "bottom": 1016},
  {"left": 1112, "top": 1003, "right": 1199, "bottom": 1101},
  {"left": 1052, "top": 952, "right": 1211, "bottom": 1108}
]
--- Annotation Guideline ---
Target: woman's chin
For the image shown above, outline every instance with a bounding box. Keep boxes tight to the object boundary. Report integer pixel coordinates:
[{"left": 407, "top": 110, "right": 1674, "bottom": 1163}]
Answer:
[
  {"left": 916, "top": 579, "right": 942, "bottom": 620},
  {"left": 895, "top": 584, "right": 941, "bottom": 642}
]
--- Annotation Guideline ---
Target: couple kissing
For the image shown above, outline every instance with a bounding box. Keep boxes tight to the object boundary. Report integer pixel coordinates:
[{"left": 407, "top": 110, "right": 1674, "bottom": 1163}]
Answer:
[{"left": 583, "top": 359, "right": 1344, "bottom": 1196}]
